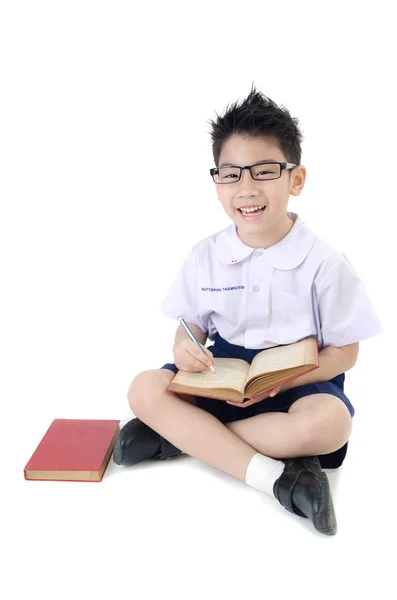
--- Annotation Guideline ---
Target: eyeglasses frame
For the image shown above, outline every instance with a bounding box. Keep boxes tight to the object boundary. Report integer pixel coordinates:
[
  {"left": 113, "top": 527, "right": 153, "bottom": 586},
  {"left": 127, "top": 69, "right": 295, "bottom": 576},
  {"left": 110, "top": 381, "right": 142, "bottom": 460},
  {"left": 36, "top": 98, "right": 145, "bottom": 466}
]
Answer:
[{"left": 209, "top": 161, "right": 297, "bottom": 184}]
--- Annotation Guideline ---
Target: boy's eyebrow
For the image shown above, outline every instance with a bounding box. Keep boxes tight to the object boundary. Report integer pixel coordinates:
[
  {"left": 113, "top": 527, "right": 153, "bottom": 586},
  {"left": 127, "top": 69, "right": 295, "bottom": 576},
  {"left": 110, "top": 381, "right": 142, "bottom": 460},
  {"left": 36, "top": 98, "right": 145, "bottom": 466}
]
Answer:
[{"left": 219, "top": 158, "right": 279, "bottom": 167}]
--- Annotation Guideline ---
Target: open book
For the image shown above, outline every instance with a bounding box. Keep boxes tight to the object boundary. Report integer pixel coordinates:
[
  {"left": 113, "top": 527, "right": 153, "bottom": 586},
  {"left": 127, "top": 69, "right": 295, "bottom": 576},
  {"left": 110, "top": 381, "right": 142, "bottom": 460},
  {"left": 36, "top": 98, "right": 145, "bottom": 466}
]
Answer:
[{"left": 167, "top": 338, "right": 319, "bottom": 403}]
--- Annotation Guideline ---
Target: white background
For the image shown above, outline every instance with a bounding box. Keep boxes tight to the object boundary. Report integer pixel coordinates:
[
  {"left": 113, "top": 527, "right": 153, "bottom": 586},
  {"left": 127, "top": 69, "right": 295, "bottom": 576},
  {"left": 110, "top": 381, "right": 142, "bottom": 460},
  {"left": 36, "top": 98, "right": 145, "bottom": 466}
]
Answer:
[{"left": 1, "top": 1, "right": 395, "bottom": 598}]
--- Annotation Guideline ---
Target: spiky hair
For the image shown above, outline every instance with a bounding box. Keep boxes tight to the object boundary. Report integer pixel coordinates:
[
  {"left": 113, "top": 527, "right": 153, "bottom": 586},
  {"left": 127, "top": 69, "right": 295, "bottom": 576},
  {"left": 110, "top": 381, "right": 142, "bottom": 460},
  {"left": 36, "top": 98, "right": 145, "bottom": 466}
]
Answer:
[{"left": 207, "top": 82, "right": 304, "bottom": 168}]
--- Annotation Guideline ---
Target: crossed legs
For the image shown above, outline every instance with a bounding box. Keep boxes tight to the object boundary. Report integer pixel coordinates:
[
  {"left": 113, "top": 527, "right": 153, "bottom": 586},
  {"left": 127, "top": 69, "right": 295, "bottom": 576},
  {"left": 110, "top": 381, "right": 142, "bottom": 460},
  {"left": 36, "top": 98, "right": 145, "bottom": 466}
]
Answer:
[{"left": 127, "top": 369, "right": 352, "bottom": 481}]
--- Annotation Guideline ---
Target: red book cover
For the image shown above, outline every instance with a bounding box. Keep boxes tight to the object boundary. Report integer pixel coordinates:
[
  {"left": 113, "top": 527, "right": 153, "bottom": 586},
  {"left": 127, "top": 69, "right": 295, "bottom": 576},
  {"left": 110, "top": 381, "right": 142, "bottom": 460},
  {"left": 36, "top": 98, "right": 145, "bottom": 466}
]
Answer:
[{"left": 24, "top": 419, "right": 120, "bottom": 482}]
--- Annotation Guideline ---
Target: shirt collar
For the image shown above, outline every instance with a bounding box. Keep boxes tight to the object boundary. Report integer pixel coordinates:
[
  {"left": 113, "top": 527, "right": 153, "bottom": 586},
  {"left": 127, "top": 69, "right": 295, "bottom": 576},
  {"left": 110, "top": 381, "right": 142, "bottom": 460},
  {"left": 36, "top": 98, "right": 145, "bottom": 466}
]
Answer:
[{"left": 215, "top": 212, "right": 315, "bottom": 270}]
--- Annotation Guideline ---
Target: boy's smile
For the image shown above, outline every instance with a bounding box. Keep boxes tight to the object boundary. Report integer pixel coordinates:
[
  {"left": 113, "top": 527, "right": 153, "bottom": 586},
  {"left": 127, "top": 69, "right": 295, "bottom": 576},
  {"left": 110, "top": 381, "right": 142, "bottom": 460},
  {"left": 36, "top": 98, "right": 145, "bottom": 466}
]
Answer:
[
  {"left": 237, "top": 204, "right": 267, "bottom": 219},
  {"left": 216, "top": 135, "right": 306, "bottom": 249}
]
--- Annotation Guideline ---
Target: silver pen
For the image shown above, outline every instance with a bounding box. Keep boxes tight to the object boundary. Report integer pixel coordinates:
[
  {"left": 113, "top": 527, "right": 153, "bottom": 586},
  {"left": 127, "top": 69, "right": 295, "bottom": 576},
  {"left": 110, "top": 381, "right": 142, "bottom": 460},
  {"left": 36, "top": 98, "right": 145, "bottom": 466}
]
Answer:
[{"left": 178, "top": 316, "right": 216, "bottom": 373}]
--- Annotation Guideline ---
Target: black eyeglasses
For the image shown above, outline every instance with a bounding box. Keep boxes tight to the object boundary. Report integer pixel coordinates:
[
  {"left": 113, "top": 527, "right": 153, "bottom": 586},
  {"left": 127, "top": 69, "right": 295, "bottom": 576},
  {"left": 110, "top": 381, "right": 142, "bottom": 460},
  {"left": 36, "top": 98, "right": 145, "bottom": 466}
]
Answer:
[{"left": 209, "top": 161, "right": 297, "bottom": 184}]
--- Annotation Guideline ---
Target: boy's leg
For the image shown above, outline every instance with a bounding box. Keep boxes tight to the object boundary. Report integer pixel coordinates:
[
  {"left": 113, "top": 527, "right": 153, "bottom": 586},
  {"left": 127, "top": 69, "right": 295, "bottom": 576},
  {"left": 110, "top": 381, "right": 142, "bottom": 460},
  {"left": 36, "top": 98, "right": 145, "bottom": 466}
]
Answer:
[
  {"left": 126, "top": 370, "right": 350, "bottom": 478},
  {"left": 224, "top": 394, "right": 352, "bottom": 459},
  {"left": 126, "top": 369, "right": 339, "bottom": 535},
  {"left": 127, "top": 369, "right": 256, "bottom": 481}
]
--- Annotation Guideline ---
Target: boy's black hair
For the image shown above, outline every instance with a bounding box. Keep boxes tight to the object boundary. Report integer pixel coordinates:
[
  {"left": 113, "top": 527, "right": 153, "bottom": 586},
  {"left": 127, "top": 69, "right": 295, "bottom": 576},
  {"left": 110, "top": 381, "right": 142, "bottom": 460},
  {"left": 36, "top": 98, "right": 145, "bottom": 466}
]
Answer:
[{"left": 207, "top": 82, "right": 304, "bottom": 169}]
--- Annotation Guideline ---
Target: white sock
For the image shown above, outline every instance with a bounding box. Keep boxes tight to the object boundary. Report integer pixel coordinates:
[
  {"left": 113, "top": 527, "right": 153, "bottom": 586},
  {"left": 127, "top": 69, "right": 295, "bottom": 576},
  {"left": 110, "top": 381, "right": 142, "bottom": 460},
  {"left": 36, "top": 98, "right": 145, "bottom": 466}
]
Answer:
[{"left": 245, "top": 453, "right": 285, "bottom": 497}]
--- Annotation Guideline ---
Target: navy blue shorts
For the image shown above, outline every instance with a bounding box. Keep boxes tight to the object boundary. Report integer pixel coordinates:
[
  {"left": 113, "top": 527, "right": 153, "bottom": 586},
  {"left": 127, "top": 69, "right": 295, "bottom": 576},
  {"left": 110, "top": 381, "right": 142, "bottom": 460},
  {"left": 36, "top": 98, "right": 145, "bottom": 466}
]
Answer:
[{"left": 161, "top": 333, "right": 355, "bottom": 469}]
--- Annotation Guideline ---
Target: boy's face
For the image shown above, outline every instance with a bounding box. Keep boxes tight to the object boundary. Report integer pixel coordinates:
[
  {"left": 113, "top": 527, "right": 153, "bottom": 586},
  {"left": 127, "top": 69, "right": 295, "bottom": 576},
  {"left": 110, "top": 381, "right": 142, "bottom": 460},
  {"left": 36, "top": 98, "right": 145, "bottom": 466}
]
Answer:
[{"left": 215, "top": 135, "right": 306, "bottom": 247}]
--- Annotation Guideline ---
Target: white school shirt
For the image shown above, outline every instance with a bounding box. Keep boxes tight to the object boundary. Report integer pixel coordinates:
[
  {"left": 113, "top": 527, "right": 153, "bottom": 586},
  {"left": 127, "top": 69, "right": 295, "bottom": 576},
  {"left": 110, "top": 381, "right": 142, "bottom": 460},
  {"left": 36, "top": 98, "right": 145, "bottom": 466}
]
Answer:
[{"left": 160, "top": 212, "right": 382, "bottom": 350}]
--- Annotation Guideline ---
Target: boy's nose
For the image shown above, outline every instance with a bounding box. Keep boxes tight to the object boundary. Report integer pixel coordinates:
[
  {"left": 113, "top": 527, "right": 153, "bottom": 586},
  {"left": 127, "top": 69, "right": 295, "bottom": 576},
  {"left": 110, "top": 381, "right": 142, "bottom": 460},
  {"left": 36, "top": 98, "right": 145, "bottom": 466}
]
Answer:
[{"left": 238, "top": 167, "right": 259, "bottom": 189}]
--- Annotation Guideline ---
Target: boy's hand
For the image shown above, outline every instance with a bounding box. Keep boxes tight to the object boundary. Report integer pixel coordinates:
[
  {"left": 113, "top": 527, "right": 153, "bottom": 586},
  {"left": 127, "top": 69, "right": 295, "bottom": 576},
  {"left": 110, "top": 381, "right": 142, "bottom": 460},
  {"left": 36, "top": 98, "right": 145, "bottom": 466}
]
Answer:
[
  {"left": 173, "top": 339, "right": 215, "bottom": 373},
  {"left": 226, "top": 385, "right": 283, "bottom": 408}
]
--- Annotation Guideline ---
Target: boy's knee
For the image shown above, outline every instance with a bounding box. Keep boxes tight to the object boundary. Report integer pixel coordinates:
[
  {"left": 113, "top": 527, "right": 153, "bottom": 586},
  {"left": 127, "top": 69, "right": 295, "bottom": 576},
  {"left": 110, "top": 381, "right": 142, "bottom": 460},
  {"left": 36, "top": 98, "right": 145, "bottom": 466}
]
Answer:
[
  {"left": 127, "top": 369, "right": 171, "bottom": 415},
  {"left": 300, "top": 415, "right": 352, "bottom": 456}
]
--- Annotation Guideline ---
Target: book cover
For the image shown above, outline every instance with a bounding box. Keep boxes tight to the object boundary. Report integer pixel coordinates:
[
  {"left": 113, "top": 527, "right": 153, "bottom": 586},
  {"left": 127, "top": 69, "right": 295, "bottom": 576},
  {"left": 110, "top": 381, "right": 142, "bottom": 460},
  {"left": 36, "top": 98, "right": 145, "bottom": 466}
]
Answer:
[{"left": 24, "top": 419, "right": 120, "bottom": 482}]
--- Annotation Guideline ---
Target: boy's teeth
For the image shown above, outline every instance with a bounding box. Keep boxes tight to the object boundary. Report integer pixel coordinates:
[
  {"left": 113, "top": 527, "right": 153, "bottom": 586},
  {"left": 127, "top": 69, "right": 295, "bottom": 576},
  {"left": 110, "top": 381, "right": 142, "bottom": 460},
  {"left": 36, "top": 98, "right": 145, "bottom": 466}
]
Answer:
[{"left": 240, "top": 205, "right": 265, "bottom": 214}]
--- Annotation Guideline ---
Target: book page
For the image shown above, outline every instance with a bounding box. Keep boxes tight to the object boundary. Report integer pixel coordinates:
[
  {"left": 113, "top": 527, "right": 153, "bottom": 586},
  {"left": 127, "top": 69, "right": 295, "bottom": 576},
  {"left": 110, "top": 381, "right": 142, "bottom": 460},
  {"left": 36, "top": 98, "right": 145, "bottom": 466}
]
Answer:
[
  {"left": 247, "top": 338, "right": 317, "bottom": 384},
  {"left": 170, "top": 358, "right": 250, "bottom": 395},
  {"left": 246, "top": 366, "right": 313, "bottom": 398}
]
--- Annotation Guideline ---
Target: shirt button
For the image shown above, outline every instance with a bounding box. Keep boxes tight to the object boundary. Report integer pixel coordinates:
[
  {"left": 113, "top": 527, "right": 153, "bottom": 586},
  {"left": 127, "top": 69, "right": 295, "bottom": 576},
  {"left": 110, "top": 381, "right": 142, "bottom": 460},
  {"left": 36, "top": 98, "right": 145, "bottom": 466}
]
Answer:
[{"left": 253, "top": 285, "right": 260, "bottom": 292}]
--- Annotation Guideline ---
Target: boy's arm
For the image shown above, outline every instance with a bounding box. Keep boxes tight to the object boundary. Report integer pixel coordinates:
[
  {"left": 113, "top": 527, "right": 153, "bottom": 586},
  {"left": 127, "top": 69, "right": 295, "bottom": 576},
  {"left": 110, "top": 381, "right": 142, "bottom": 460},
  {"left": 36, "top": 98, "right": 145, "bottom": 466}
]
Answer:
[
  {"left": 280, "top": 342, "right": 359, "bottom": 391},
  {"left": 173, "top": 322, "right": 208, "bottom": 350}
]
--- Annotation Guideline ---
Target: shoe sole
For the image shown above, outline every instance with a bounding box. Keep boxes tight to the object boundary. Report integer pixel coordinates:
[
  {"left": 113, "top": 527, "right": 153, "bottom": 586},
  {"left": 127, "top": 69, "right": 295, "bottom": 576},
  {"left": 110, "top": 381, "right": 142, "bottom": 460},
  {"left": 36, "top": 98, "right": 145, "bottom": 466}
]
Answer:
[
  {"left": 112, "top": 437, "right": 125, "bottom": 465},
  {"left": 312, "top": 472, "right": 337, "bottom": 535}
]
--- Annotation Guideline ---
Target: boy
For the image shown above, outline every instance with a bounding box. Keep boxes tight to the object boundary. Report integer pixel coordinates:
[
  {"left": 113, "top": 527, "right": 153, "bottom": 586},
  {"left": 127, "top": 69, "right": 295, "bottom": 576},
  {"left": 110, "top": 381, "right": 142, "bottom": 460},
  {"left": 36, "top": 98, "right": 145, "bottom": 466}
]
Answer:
[{"left": 113, "top": 85, "right": 382, "bottom": 536}]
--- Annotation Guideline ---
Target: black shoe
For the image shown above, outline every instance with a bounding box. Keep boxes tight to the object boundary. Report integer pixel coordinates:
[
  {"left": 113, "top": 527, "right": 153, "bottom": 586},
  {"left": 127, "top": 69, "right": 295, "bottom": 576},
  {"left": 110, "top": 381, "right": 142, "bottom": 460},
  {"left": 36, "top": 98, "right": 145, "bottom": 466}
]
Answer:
[
  {"left": 112, "top": 417, "right": 182, "bottom": 466},
  {"left": 273, "top": 456, "right": 337, "bottom": 536}
]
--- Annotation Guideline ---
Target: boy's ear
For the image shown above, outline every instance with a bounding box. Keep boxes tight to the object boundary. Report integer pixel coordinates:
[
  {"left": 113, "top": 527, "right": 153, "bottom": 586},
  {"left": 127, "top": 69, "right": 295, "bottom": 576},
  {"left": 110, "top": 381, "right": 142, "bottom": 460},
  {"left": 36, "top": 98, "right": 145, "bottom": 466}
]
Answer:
[{"left": 289, "top": 165, "right": 306, "bottom": 197}]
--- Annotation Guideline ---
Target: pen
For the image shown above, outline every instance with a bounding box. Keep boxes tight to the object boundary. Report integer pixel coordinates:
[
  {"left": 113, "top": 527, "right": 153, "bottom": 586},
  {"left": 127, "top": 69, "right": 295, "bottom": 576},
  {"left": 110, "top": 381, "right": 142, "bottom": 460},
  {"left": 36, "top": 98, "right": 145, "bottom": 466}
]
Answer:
[{"left": 178, "top": 316, "right": 216, "bottom": 373}]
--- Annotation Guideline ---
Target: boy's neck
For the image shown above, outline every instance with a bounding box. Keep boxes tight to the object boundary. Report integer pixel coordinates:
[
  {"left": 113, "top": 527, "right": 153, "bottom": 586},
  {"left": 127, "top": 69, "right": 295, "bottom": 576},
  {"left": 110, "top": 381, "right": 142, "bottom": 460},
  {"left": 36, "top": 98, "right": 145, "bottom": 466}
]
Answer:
[{"left": 236, "top": 214, "right": 294, "bottom": 250}]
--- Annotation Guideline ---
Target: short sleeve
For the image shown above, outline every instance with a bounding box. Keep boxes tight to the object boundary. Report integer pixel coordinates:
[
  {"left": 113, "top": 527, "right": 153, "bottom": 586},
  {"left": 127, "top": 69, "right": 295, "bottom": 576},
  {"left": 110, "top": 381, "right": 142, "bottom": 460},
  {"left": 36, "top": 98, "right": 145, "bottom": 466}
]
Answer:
[
  {"left": 315, "top": 254, "right": 383, "bottom": 347},
  {"left": 160, "top": 247, "right": 208, "bottom": 333}
]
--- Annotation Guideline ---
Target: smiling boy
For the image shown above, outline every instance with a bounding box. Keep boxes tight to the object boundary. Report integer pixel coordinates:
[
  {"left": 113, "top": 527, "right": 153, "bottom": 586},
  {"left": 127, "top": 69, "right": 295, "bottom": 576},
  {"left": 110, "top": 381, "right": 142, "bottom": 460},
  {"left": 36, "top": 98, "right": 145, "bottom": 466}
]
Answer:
[{"left": 113, "top": 85, "right": 382, "bottom": 535}]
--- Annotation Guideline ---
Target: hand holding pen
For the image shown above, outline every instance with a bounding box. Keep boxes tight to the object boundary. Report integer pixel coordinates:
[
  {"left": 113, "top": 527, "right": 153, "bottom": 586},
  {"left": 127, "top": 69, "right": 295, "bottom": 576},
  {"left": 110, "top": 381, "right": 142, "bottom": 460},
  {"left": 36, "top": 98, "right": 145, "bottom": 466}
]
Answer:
[{"left": 175, "top": 316, "right": 216, "bottom": 373}]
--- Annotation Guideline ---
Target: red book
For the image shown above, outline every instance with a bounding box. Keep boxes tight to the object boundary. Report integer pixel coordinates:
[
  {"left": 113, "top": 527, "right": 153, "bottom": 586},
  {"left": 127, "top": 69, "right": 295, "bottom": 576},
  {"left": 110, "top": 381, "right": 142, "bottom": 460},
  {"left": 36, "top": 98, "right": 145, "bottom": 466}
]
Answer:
[{"left": 24, "top": 419, "right": 120, "bottom": 482}]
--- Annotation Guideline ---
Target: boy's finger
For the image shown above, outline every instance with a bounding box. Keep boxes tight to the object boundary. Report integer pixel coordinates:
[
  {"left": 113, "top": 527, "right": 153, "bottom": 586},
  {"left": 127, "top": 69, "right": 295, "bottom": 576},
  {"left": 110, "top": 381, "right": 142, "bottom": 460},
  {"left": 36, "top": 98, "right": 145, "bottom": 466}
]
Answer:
[
  {"left": 177, "top": 347, "right": 209, "bottom": 372},
  {"left": 186, "top": 348, "right": 212, "bottom": 370},
  {"left": 190, "top": 346, "right": 213, "bottom": 367},
  {"left": 199, "top": 344, "right": 215, "bottom": 364},
  {"left": 178, "top": 359, "right": 207, "bottom": 373}
]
